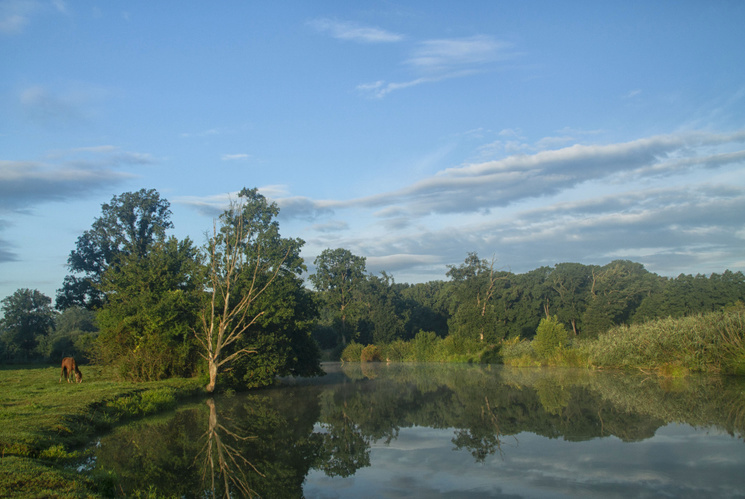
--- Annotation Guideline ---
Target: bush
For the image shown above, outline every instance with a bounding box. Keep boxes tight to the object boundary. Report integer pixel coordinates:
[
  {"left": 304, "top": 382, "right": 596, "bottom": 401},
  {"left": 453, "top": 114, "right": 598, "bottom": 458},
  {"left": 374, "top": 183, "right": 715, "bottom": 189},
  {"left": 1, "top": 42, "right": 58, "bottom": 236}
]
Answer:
[
  {"left": 412, "top": 331, "right": 440, "bottom": 362},
  {"left": 360, "top": 344, "right": 383, "bottom": 362},
  {"left": 385, "top": 340, "right": 412, "bottom": 362},
  {"left": 532, "top": 316, "right": 568, "bottom": 359},
  {"left": 340, "top": 342, "right": 364, "bottom": 362}
]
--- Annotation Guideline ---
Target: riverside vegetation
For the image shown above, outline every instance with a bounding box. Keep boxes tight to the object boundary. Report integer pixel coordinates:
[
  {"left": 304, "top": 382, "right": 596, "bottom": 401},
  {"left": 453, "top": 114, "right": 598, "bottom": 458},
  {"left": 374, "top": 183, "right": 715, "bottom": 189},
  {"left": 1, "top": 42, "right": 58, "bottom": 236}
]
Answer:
[{"left": 342, "top": 310, "right": 745, "bottom": 376}]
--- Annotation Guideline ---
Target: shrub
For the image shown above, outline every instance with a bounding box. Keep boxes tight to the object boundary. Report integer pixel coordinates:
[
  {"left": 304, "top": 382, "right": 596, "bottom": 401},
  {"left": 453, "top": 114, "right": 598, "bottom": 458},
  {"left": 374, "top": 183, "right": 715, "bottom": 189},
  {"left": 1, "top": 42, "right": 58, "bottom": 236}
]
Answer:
[
  {"left": 360, "top": 344, "right": 383, "bottom": 362},
  {"left": 532, "top": 316, "right": 568, "bottom": 359},
  {"left": 340, "top": 342, "right": 364, "bottom": 362},
  {"left": 385, "top": 339, "right": 412, "bottom": 362},
  {"left": 412, "top": 331, "right": 440, "bottom": 362}
]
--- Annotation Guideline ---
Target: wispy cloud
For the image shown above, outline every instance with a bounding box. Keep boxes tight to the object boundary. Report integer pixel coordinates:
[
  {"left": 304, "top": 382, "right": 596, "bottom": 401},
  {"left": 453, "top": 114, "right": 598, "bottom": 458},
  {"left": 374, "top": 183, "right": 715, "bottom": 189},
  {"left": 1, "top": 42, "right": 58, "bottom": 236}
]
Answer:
[
  {"left": 0, "top": 0, "right": 66, "bottom": 35},
  {"left": 358, "top": 35, "right": 513, "bottom": 98},
  {"left": 308, "top": 18, "right": 403, "bottom": 43},
  {"left": 0, "top": 146, "right": 152, "bottom": 212},
  {"left": 221, "top": 153, "right": 250, "bottom": 161},
  {"left": 406, "top": 35, "right": 511, "bottom": 72}
]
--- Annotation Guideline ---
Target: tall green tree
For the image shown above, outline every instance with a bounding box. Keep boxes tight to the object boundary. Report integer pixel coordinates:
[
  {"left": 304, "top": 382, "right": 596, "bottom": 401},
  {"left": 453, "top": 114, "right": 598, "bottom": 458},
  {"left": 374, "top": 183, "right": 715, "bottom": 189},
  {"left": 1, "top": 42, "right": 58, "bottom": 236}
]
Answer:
[
  {"left": 310, "top": 248, "right": 367, "bottom": 346},
  {"left": 544, "top": 263, "right": 593, "bottom": 335},
  {"left": 357, "top": 272, "right": 407, "bottom": 345},
  {"left": 95, "top": 236, "right": 203, "bottom": 380},
  {"left": 0, "top": 288, "right": 56, "bottom": 360},
  {"left": 56, "top": 188, "right": 173, "bottom": 310},
  {"left": 581, "top": 260, "right": 656, "bottom": 337},
  {"left": 447, "top": 253, "right": 509, "bottom": 343}
]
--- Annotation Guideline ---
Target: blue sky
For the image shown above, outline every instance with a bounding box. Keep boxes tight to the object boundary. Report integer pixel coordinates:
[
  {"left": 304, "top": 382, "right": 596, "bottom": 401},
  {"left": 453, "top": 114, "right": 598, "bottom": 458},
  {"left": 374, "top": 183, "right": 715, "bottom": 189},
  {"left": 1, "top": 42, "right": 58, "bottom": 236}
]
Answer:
[{"left": 2, "top": 0, "right": 745, "bottom": 302}]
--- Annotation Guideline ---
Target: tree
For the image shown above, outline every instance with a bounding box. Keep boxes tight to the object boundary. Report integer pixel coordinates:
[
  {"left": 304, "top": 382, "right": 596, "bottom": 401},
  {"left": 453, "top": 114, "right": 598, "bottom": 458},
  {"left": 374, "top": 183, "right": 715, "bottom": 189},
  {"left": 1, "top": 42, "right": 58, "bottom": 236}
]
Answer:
[
  {"left": 581, "top": 260, "right": 655, "bottom": 337},
  {"left": 95, "top": 236, "right": 203, "bottom": 380},
  {"left": 195, "top": 188, "right": 305, "bottom": 393},
  {"left": 57, "top": 188, "right": 173, "bottom": 310},
  {"left": 446, "top": 253, "right": 508, "bottom": 343},
  {"left": 37, "top": 306, "right": 98, "bottom": 363},
  {"left": 310, "top": 248, "right": 367, "bottom": 346},
  {"left": 545, "top": 263, "right": 593, "bottom": 335},
  {"left": 0, "top": 289, "right": 56, "bottom": 360},
  {"left": 357, "top": 272, "right": 406, "bottom": 345}
]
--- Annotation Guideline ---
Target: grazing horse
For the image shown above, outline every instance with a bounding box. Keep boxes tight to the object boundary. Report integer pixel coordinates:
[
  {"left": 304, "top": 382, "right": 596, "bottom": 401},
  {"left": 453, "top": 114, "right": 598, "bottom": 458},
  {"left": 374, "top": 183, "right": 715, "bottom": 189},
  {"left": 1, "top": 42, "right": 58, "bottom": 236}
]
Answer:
[{"left": 60, "top": 357, "right": 82, "bottom": 383}]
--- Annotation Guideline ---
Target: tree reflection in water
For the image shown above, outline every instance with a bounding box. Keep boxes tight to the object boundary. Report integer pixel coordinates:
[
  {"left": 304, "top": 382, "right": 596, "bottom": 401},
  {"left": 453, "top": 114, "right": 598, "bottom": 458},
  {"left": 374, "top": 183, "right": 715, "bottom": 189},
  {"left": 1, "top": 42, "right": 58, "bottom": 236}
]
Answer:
[
  {"left": 89, "top": 364, "right": 745, "bottom": 497},
  {"left": 196, "top": 398, "right": 262, "bottom": 498}
]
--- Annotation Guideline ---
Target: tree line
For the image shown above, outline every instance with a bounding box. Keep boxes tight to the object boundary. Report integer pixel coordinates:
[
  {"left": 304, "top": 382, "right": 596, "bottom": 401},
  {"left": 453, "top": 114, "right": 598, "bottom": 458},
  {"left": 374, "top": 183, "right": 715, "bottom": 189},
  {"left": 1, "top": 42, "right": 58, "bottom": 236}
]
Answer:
[
  {"left": 312, "top": 250, "right": 745, "bottom": 353},
  {"left": 1, "top": 188, "right": 744, "bottom": 386}
]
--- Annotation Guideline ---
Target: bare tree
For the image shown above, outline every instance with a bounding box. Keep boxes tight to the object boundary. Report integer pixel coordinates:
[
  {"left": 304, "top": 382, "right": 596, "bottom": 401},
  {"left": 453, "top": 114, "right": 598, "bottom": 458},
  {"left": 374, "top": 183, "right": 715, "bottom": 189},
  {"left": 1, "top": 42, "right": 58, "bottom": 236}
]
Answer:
[{"left": 194, "top": 196, "right": 289, "bottom": 394}]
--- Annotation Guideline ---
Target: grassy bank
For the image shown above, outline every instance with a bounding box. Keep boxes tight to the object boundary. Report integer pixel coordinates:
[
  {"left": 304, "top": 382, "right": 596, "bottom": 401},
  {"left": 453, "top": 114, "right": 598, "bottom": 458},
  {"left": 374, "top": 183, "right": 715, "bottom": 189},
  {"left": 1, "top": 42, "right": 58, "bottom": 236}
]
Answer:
[
  {"left": 0, "top": 364, "right": 205, "bottom": 498},
  {"left": 342, "top": 310, "right": 745, "bottom": 377},
  {"left": 579, "top": 310, "right": 745, "bottom": 375}
]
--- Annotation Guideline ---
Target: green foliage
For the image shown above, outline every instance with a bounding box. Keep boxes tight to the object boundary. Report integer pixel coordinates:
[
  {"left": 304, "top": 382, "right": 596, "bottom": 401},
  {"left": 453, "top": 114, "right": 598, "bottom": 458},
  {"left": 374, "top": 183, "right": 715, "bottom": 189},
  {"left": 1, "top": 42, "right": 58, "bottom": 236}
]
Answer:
[
  {"left": 95, "top": 236, "right": 202, "bottom": 381},
  {"left": 0, "top": 288, "right": 56, "bottom": 361},
  {"left": 412, "top": 330, "right": 440, "bottom": 361},
  {"left": 341, "top": 342, "right": 364, "bottom": 362},
  {"left": 581, "top": 310, "right": 745, "bottom": 374},
  {"left": 57, "top": 188, "right": 174, "bottom": 310},
  {"left": 36, "top": 306, "right": 98, "bottom": 363},
  {"left": 106, "top": 388, "right": 178, "bottom": 418},
  {"left": 532, "top": 316, "right": 569, "bottom": 358},
  {"left": 384, "top": 339, "right": 412, "bottom": 362},
  {"left": 446, "top": 253, "right": 508, "bottom": 343},
  {"left": 360, "top": 344, "right": 383, "bottom": 362},
  {"left": 310, "top": 247, "right": 367, "bottom": 346},
  {"left": 201, "top": 188, "right": 321, "bottom": 391}
]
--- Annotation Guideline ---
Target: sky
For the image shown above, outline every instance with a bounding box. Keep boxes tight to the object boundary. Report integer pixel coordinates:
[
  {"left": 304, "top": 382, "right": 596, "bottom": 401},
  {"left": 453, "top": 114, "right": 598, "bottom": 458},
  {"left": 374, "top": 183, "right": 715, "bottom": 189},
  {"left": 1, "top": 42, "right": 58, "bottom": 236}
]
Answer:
[{"left": 2, "top": 0, "right": 745, "bottom": 303}]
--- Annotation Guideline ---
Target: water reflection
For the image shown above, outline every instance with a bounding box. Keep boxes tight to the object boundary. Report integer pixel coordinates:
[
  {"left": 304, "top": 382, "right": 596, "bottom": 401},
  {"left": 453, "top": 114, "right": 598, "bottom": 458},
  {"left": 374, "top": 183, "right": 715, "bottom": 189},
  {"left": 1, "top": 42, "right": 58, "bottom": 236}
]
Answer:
[
  {"left": 196, "top": 398, "right": 261, "bottom": 497},
  {"left": 89, "top": 364, "right": 745, "bottom": 497}
]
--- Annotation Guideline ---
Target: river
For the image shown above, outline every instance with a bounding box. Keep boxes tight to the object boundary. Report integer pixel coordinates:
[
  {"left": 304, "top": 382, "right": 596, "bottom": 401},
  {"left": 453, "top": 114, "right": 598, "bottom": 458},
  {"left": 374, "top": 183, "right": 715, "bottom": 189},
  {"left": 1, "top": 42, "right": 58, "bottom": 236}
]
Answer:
[{"left": 83, "top": 362, "right": 745, "bottom": 497}]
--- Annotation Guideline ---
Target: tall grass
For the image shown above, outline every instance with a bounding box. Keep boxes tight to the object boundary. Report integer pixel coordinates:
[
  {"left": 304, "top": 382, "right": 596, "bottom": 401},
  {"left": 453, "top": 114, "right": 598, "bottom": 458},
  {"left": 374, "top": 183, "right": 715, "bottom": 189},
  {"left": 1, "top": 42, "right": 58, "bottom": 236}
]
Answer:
[{"left": 580, "top": 310, "right": 745, "bottom": 374}]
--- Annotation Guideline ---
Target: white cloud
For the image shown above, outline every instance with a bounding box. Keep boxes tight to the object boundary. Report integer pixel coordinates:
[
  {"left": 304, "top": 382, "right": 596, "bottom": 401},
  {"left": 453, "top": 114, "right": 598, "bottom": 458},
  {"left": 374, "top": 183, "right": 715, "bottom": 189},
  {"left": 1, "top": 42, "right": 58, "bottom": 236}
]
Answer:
[
  {"left": 308, "top": 18, "right": 403, "bottom": 43},
  {"left": 221, "top": 153, "right": 249, "bottom": 161},
  {"left": 0, "top": 0, "right": 37, "bottom": 34},
  {"left": 357, "top": 34, "right": 513, "bottom": 98},
  {"left": 406, "top": 35, "right": 511, "bottom": 72}
]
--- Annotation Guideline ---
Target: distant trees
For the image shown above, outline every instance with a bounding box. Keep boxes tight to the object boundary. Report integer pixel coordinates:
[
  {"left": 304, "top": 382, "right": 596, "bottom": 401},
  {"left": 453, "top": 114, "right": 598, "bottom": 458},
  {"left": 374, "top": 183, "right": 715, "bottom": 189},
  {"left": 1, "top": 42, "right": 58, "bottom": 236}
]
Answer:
[
  {"left": 0, "top": 289, "right": 56, "bottom": 360},
  {"left": 446, "top": 253, "right": 509, "bottom": 343},
  {"left": 310, "top": 248, "right": 367, "bottom": 346},
  {"left": 311, "top": 253, "right": 745, "bottom": 354}
]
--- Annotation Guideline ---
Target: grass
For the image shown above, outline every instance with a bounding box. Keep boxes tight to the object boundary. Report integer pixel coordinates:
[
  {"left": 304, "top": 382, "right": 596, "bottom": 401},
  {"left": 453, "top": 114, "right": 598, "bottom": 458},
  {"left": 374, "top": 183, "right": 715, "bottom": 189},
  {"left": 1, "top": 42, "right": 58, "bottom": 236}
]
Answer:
[
  {"left": 579, "top": 310, "right": 745, "bottom": 375},
  {"left": 0, "top": 364, "right": 205, "bottom": 498}
]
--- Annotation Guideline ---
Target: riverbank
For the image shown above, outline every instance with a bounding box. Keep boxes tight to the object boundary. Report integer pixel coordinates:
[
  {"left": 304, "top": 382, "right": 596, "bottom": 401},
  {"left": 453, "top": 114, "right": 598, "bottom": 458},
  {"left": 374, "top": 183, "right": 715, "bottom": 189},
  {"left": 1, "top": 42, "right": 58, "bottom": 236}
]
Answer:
[
  {"left": 0, "top": 364, "right": 205, "bottom": 497},
  {"left": 341, "top": 310, "right": 745, "bottom": 376}
]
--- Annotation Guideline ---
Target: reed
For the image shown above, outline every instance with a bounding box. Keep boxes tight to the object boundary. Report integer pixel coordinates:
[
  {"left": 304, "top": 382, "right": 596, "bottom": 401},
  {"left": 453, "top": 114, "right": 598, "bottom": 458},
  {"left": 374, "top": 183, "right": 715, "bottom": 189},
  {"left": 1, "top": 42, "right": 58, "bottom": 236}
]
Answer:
[{"left": 581, "top": 310, "right": 745, "bottom": 374}]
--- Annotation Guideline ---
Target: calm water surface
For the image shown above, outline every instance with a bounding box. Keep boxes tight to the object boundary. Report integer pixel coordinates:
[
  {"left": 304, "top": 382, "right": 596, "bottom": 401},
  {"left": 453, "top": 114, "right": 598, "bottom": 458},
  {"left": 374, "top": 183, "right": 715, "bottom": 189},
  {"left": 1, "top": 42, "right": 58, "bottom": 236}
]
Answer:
[{"left": 86, "top": 363, "right": 745, "bottom": 498}]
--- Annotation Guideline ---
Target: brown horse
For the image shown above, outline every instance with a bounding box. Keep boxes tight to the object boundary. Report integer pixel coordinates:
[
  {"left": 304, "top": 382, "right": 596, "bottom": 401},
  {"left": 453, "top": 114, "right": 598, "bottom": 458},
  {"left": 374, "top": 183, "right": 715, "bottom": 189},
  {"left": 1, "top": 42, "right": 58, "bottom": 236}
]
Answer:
[{"left": 60, "top": 357, "right": 82, "bottom": 383}]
